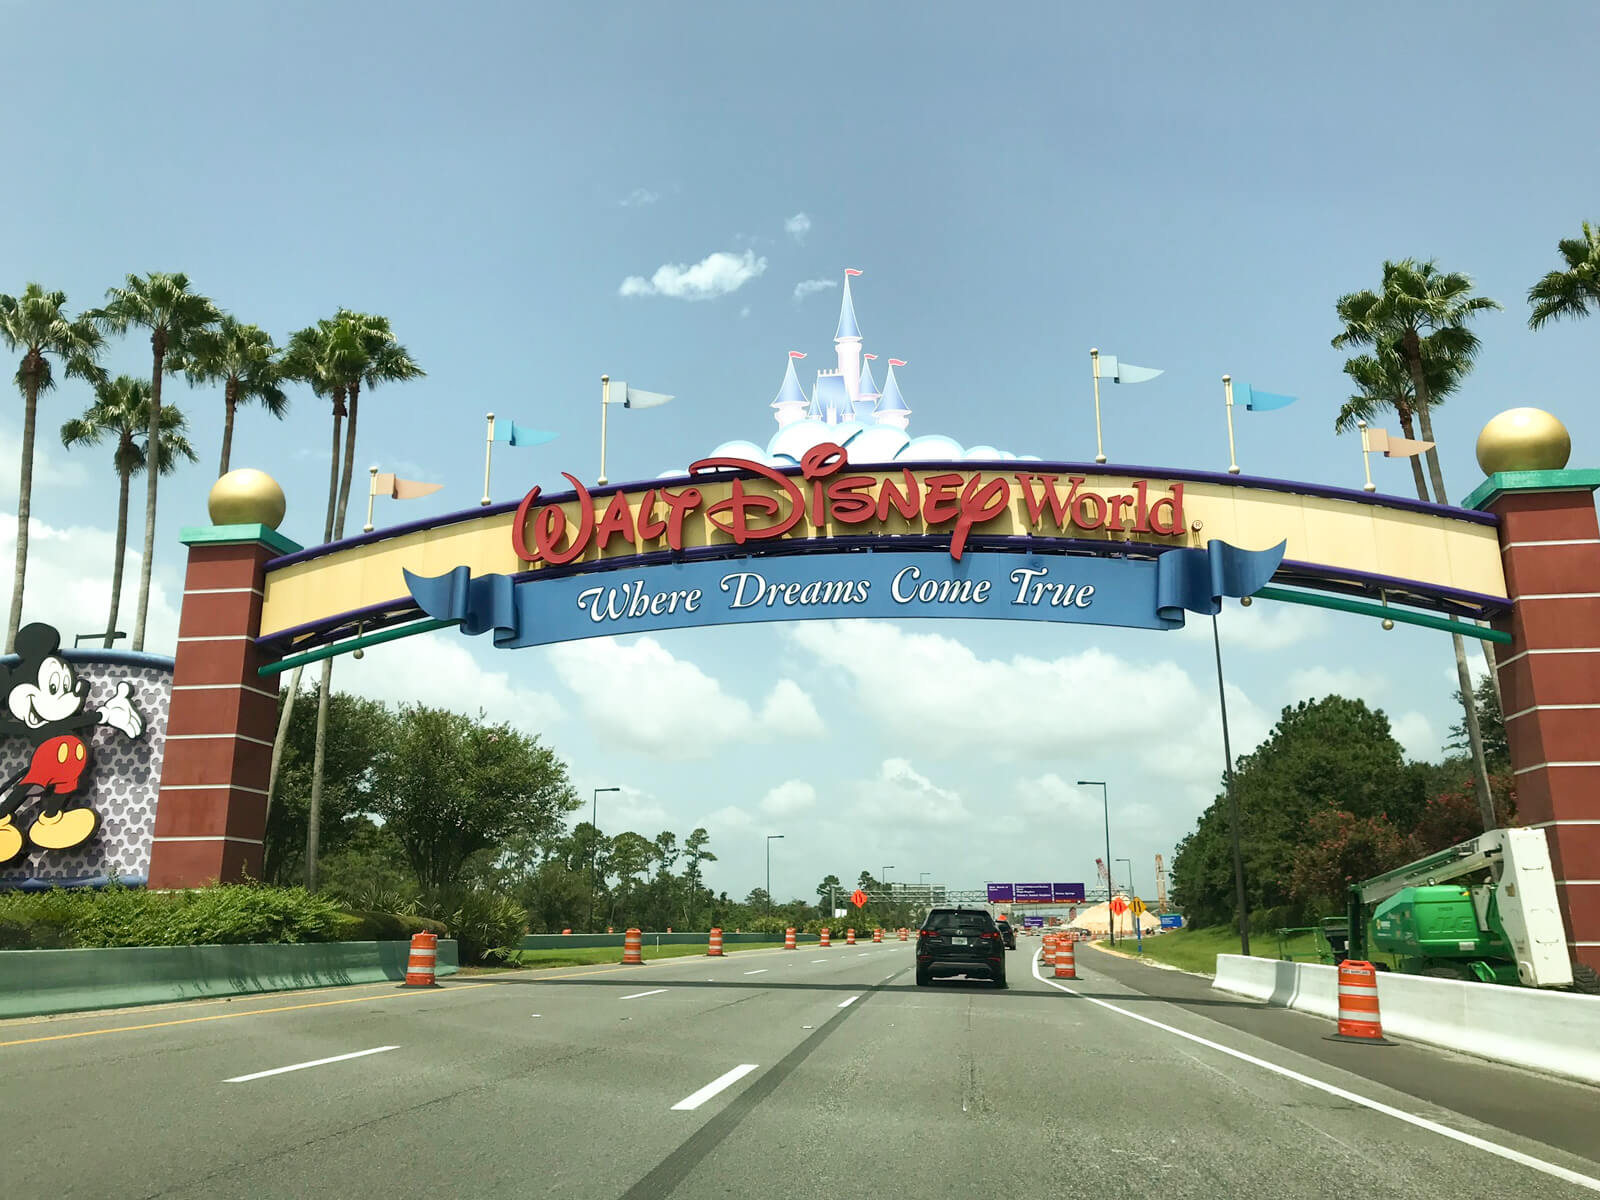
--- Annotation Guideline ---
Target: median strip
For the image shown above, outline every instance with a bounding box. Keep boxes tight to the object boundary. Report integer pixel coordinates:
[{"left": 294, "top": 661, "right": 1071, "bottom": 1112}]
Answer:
[
  {"left": 224, "top": 1045, "right": 397, "bottom": 1084},
  {"left": 671, "top": 1064, "right": 760, "bottom": 1111}
]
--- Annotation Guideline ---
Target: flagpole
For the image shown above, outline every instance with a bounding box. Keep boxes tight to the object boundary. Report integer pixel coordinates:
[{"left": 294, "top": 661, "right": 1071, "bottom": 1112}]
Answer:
[
  {"left": 598, "top": 375, "right": 611, "bottom": 486},
  {"left": 1223, "top": 375, "right": 1240, "bottom": 475},
  {"left": 1358, "top": 421, "right": 1377, "bottom": 492},
  {"left": 482, "top": 413, "right": 495, "bottom": 507},
  {"left": 363, "top": 466, "right": 379, "bottom": 533},
  {"left": 1090, "top": 349, "right": 1107, "bottom": 464}
]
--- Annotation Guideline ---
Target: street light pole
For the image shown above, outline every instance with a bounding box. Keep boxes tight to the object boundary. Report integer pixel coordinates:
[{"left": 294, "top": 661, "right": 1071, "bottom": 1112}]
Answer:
[
  {"left": 587, "top": 786, "right": 620, "bottom": 932},
  {"left": 1078, "top": 780, "right": 1113, "bottom": 945},
  {"left": 766, "top": 835, "right": 784, "bottom": 911},
  {"left": 1212, "top": 613, "right": 1251, "bottom": 956}
]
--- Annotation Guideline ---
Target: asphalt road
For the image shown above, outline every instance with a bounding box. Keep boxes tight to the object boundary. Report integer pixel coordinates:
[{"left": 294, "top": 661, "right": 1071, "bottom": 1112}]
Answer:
[{"left": 3, "top": 938, "right": 1598, "bottom": 1199}]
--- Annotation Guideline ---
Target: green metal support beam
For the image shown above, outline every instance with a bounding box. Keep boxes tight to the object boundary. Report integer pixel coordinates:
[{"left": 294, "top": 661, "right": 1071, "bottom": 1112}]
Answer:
[
  {"left": 1252, "top": 585, "right": 1511, "bottom": 644},
  {"left": 259, "top": 617, "right": 457, "bottom": 677}
]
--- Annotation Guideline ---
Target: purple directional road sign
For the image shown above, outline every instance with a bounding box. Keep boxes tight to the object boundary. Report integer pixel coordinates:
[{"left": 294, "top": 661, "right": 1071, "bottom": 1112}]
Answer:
[
  {"left": 1052, "top": 883, "right": 1086, "bottom": 902},
  {"left": 1013, "top": 883, "right": 1054, "bottom": 903},
  {"left": 986, "top": 883, "right": 1015, "bottom": 903}
]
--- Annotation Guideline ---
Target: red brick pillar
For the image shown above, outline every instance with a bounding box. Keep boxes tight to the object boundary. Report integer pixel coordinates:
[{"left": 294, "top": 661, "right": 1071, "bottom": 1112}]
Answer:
[
  {"left": 1476, "top": 475, "right": 1600, "bottom": 971},
  {"left": 147, "top": 526, "right": 293, "bottom": 888}
]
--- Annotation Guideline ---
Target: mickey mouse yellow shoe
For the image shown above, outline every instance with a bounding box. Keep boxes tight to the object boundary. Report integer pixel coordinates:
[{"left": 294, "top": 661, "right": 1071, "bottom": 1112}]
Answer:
[
  {"left": 0, "top": 815, "right": 24, "bottom": 866},
  {"left": 28, "top": 807, "right": 100, "bottom": 851}
]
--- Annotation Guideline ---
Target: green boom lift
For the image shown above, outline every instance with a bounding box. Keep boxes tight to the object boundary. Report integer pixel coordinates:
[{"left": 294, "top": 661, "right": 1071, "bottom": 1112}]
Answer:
[{"left": 1339, "top": 827, "right": 1595, "bottom": 992}]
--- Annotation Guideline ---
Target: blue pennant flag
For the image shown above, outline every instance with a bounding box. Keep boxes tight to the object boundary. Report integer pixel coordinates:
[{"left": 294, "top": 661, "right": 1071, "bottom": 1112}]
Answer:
[
  {"left": 1154, "top": 539, "right": 1287, "bottom": 621},
  {"left": 1238, "top": 383, "right": 1297, "bottom": 412},
  {"left": 494, "top": 420, "right": 559, "bottom": 447}
]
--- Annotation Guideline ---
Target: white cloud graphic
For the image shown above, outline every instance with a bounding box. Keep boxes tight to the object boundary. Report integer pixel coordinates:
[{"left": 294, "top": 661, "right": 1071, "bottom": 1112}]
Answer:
[
  {"left": 784, "top": 212, "right": 812, "bottom": 241},
  {"left": 793, "top": 278, "right": 838, "bottom": 302},
  {"left": 619, "top": 250, "right": 767, "bottom": 300}
]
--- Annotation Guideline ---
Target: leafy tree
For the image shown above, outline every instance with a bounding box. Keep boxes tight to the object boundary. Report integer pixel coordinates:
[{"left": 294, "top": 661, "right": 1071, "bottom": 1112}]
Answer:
[
  {"left": 682, "top": 827, "right": 716, "bottom": 926},
  {"left": 92, "top": 273, "right": 220, "bottom": 650},
  {"left": 1333, "top": 347, "right": 1464, "bottom": 501},
  {"left": 170, "top": 315, "right": 287, "bottom": 475},
  {"left": 1448, "top": 673, "right": 1507, "bottom": 766},
  {"left": 1332, "top": 259, "right": 1500, "bottom": 830},
  {"left": 1528, "top": 220, "right": 1600, "bottom": 329},
  {"left": 264, "top": 688, "right": 394, "bottom": 884},
  {"left": 60, "top": 377, "right": 198, "bottom": 647},
  {"left": 0, "top": 284, "right": 105, "bottom": 651},
  {"left": 815, "top": 873, "right": 843, "bottom": 909},
  {"left": 1409, "top": 771, "right": 1516, "bottom": 855},
  {"left": 1288, "top": 809, "right": 1408, "bottom": 906},
  {"left": 744, "top": 887, "right": 771, "bottom": 909},
  {"left": 370, "top": 705, "right": 578, "bottom": 893}
]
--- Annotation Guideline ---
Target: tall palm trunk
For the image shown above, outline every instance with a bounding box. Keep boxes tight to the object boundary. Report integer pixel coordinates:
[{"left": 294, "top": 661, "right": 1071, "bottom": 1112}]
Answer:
[
  {"left": 1402, "top": 332, "right": 1497, "bottom": 831},
  {"left": 106, "top": 458, "right": 131, "bottom": 648},
  {"left": 1395, "top": 404, "right": 1428, "bottom": 500},
  {"left": 219, "top": 378, "right": 238, "bottom": 476},
  {"left": 133, "top": 330, "right": 167, "bottom": 651},
  {"left": 334, "top": 382, "right": 360, "bottom": 538},
  {"left": 6, "top": 367, "right": 41, "bottom": 652},
  {"left": 305, "top": 385, "right": 354, "bottom": 890}
]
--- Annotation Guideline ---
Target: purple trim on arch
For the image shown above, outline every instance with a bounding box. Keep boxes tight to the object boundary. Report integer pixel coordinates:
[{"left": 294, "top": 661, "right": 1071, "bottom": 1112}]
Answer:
[
  {"left": 262, "top": 457, "right": 1499, "bottom": 572},
  {"left": 1276, "top": 558, "right": 1510, "bottom": 618}
]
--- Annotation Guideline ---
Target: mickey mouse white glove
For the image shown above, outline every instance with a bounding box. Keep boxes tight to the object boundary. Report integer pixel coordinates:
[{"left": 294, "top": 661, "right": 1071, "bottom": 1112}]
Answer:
[{"left": 98, "top": 681, "right": 144, "bottom": 739}]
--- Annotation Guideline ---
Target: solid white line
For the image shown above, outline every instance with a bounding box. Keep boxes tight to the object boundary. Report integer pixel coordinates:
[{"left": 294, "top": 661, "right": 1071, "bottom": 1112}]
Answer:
[
  {"left": 671, "top": 1063, "right": 760, "bottom": 1111},
  {"left": 858, "top": 952, "right": 871, "bottom": 957},
  {"left": 811, "top": 958, "right": 828, "bottom": 963},
  {"left": 743, "top": 969, "right": 768, "bottom": 975},
  {"left": 1028, "top": 954, "right": 1600, "bottom": 1192},
  {"left": 620, "top": 989, "right": 667, "bottom": 1000},
  {"left": 224, "top": 1045, "right": 397, "bottom": 1083},
  {"left": 838, "top": 995, "right": 859, "bottom": 1008}
]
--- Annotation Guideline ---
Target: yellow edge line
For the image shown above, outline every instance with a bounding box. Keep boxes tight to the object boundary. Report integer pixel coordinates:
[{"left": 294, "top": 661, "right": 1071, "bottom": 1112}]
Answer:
[{"left": 0, "top": 982, "right": 493, "bottom": 1049}]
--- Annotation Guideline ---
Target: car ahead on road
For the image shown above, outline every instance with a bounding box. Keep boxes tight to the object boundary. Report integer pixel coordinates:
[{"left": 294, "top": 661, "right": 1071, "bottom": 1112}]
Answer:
[
  {"left": 995, "top": 918, "right": 1016, "bottom": 950},
  {"left": 916, "top": 907, "right": 1007, "bottom": 988}
]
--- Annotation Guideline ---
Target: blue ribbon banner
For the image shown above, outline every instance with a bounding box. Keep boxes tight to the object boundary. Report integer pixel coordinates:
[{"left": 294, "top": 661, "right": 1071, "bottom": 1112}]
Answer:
[{"left": 403, "top": 540, "right": 1285, "bottom": 651}]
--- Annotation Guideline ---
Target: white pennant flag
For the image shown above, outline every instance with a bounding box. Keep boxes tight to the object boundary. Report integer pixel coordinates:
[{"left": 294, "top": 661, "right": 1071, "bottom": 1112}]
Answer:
[{"left": 607, "top": 381, "right": 674, "bottom": 409}]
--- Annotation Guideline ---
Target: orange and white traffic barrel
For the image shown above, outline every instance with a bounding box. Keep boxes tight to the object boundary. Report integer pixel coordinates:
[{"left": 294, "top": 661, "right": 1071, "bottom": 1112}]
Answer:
[
  {"left": 784, "top": 927, "right": 797, "bottom": 950},
  {"left": 873, "top": 928, "right": 883, "bottom": 943},
  {"left": 708, "top": 927, "right": 724, "bottom": 956},
  {"left": 898, "top": 927, "right": 908, "bottom": 941},
  {"left": 561, "top": 928, "right": 571, "bottom": 935},
  {"left": 820, "top": 927, "right": 831, "bottom": 947},
  {"left": 1055, "top": 936, "right": 1077, "bottom": 979},
  {"left": 622, "top": 928, "right": 644, "bottom": 965},
  {"left": 404, "top": 931, "right": 438, "bottom": 987},
  {"left": 1041, "top": 932, "right": 1057, "bottom": 965},
  {"left": 1330, "top": 960, "right": 1389, "bottom": 1043},
  {"left": 846, "top": 928, "right": 856, "bottom": 946}
]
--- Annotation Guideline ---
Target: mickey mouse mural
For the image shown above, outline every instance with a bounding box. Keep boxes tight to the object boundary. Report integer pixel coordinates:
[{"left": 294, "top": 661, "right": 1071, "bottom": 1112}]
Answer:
[{"left": 0, "top": 623, "right": 145, "bottom": 867}]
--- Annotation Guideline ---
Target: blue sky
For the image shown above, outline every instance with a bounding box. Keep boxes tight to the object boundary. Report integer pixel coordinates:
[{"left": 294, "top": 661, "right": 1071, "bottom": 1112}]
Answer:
[{"left": 4, "top": 2, "right": 1596, "bottom": 904}]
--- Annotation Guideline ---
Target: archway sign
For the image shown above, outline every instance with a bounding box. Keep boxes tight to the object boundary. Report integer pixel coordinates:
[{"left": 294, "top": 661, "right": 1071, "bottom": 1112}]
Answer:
[{"left": 138, "top": 411, "right": 1597, "bottom": 975}]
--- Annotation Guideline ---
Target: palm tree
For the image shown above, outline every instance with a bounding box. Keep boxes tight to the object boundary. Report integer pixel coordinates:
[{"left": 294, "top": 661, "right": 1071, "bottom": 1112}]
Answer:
[
  {"left": 1529, "top": 221, "right": 1600, "bottom": 329},
  {"left": 1332, "top": 259, "right": 1501, "bottom": 831},
  {"left": 1334, "top": 345, "right": 1466, "bottom": 499},
  {"left": 92, "top": 274, "right": 220, "bottom": 651},
  {"left": 169, "top": 316, "right": 287, "bottom": 475},
  {"left": 0, "top": 284, "right": 106, "bottom": 652},
  {"left": 61, "top": 377, "right": 199, "bottom": 646},
  {"left": 273, "top": 311, "right": 423, "bottom": 890}
]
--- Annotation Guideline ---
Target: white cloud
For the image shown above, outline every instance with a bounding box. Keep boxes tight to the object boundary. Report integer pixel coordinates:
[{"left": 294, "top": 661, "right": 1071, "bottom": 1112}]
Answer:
[
  {"left": 784, "top": 212, "right": 812, "bottom": 241},
  {"left": 1287, "top": 665, "right": 1386, "bottom": 700},
  {"left": 760, "top": 780, "right": 817, "bottom": 817},
  {"left": 1389, "top": 710, "right": 1439, "bottom": 761},
  {"left": 0, "top": 424, "right": 90, "bottom": 498},
  {"left": 852, "top": 758, "right": 971, "bottom": 827},
  {"left": 792, "top": 278, "right": 838, "bottom": 302},
  {"left": 0, "top": 513, "right": 179, "bottom": 652},
  {"left": 336, "top": 634, "right": 561, "bottom": 732},
  {"left": 619, "top": 249, "right": 767, "bottom": 300},
  {"left": 1176, "top": 601, "right": 1326, "bottom": 651},
  {"left": 547, "top": 635, "right": 822, "bottom": 758},
  {"left": 619, "top": 187, "right": 660, "bottom": 207}
]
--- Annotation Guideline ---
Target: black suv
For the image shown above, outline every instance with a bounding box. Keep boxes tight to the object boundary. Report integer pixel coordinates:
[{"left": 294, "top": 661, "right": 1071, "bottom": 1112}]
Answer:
[
  {"left": 995, "top": 918, "right": 1016, "bottom": 950},
  {"left": 916, "top": 907, "right": 1007, "bottom": 988}
]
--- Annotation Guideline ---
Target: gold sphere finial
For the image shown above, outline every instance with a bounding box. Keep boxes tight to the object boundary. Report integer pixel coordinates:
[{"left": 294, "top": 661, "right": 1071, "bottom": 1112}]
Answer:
[
  {"left": 1476, "top": 408, "right": 1572, "bottom": 475},
  {"left": 1239, "top": 596, "right": 1252, "bottom": 607},
  {"left": 208, "top": 468, "right": 287, "bottom": 530},
  {"left": 1382, "top": 618, "right": 1395, "bottom": 631}
]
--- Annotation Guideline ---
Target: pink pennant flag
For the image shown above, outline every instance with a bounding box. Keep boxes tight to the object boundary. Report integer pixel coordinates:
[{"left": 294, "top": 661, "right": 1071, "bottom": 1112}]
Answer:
[
  {"left": 845, "top": 268, "right": 863, "bottom": 276},
  {"left": 863, "top": 353, "right": 878, "bottom": 360},
  {"left": 888, "top": 358, "right": 907, "bottom": 367},
  {"left": 1367, "top": 428, "right": 1434, "bottom": 459},
  {"left": 374, "top": 472, "right": 443, "bottom": 500},
  {"left": 789, "top": 350, "right": 806, "bottom": 359}
]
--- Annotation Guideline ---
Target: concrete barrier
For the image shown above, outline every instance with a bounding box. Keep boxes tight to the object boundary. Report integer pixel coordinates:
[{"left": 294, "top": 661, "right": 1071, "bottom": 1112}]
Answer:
[
  {"left": 1213, "top": 954, "right": 1600, "bottom": 1086},
  {"left": 0, "top": 939, "right": 459, "bottom": 1020}
]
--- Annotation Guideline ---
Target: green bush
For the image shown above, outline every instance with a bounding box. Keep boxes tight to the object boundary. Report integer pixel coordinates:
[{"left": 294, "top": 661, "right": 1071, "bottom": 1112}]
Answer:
[
  {"left": 332, "top": 910, "right": 448, "bottom": 942},
  {"left": 424, "top": 890, "right": 527, "bottom": 965}
]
